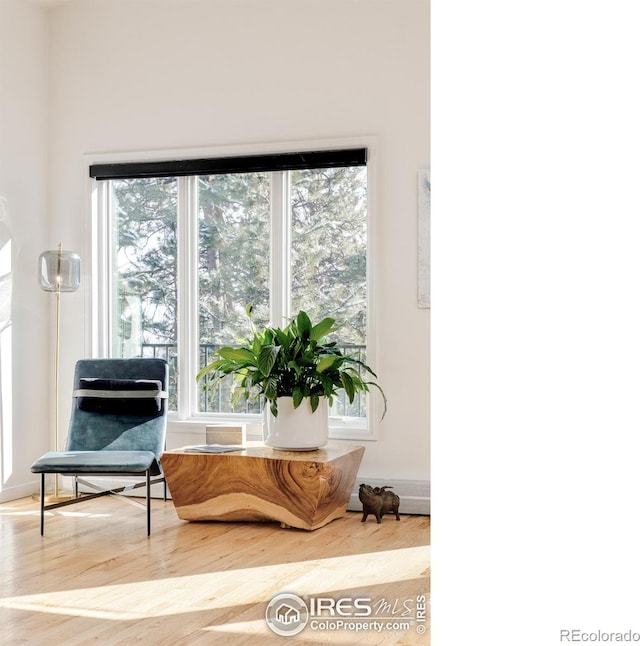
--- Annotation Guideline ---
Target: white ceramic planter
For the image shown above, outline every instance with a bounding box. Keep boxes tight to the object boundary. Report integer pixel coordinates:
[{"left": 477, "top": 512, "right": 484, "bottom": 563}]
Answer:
[{"left": 263, "top": 397, "right": 328, "bottom": 451}]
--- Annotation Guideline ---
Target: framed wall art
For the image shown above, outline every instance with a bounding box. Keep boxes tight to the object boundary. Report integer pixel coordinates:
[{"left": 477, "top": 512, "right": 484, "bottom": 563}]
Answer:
[{"left": 418, "top": 167, "right": 430, "bottom": 308}]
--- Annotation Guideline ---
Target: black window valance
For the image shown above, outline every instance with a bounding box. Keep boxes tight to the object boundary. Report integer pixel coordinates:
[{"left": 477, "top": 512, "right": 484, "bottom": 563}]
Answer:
[{"left": 89, "top": 148, "right": 367, "bottom": 180}]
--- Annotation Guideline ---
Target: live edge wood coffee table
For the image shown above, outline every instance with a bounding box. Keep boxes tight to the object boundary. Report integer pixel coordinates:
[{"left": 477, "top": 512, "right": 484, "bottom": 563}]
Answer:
[{"left": 161, "top": 442, "right": 364, "bottom": 530}]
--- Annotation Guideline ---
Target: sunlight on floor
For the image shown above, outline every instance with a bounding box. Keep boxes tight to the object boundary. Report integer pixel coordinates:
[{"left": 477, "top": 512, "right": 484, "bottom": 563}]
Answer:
[
  {"left": 55, "top": 510, "right": 112, "bottom": 519},
  {"left": 0, "top": 507, "right": 111, "bottom": 519},
  {"left": 0, "top": 546, "right": 430, "bottom": 621},
  {"left": 0, "top": 508, "right": 40, "bottom": 517}
]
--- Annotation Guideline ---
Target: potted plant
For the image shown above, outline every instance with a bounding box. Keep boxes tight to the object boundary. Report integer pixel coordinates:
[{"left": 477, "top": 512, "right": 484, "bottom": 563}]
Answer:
[{"left": 196, "top": 306, "right": 387, "bottom": 450}]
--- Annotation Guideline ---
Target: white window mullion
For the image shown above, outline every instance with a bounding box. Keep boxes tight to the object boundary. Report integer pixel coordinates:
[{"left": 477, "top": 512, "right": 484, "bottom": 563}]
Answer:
[
  {"left": 270, "top": 171, "right": 291, "bottom": 326},
  {"left": 92, "top": 180, "right": 113, "bottom": 357},
  {"left": 176, "top": 176, "right": 199, "bottom": 419}
]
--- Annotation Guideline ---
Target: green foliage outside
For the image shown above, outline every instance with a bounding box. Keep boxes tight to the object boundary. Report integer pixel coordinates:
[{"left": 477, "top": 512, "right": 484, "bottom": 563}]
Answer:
[{"left": 110, "top": 166, "right": 368, "bottom": 415}]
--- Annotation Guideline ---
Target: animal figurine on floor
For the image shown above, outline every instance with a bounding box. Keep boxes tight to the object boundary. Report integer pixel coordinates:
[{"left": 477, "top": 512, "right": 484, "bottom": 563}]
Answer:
[{"left": 359, "top": 483, "right": 401, "bottom": 524}]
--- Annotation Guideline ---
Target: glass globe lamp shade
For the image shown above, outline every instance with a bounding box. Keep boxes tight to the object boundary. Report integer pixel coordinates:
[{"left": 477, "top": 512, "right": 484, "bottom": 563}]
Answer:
[{"left": 38, "top": 249, "right": 81, "bottom": 292}]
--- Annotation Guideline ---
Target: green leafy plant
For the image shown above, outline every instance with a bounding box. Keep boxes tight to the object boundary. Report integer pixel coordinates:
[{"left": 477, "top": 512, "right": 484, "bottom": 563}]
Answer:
[{"left": 197, "top": 305, "right": 387, "bottom": 419}]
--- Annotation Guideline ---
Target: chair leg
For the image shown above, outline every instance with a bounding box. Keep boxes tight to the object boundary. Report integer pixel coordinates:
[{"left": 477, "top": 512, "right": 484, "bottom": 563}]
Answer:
[
  {"left": 163, "top": 477, "right": 167, "bottom": 502},
  {"left": 40, "top": 473, "right": 45, "bottom": 536},
  {"left": 146, "top": 469, "right": 151, "bottom": 537}
]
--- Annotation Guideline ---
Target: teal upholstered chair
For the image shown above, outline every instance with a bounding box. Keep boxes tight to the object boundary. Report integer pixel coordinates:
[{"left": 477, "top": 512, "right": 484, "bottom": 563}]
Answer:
[{"left": 31, "top": 358, "right": 168, "bottom": 536}]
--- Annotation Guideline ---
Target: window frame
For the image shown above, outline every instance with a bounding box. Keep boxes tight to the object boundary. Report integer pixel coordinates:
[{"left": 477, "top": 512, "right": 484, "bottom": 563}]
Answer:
[{"left": 86, "top": 138, "right": 380, "bottom": 442}]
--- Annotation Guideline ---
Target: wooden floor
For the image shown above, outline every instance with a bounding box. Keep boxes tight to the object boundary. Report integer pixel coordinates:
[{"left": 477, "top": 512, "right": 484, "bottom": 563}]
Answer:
[{"left": 0, "top": 496, "right": 430, "bottom": 645}]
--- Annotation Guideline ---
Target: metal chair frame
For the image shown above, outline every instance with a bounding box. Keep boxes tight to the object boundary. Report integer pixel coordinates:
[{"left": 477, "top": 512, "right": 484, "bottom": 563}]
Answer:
[
  {"left": 31, "top": 358, "right": 169, "bottom": 537},
  {"left": 38, "top": 471, "right": 168, "bottom": 536}
]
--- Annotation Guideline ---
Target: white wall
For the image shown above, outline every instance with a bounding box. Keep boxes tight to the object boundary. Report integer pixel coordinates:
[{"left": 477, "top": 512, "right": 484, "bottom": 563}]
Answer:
[
  {"left": 42, "top": 0, "right": 428, "bottom": 494},
  {"left": 0, "top": 0, "right": 51, "bottom": 501}
]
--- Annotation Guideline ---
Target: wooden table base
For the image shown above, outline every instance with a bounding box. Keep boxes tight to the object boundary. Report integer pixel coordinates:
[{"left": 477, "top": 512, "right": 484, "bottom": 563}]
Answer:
[{"left": 161, "top": 443, "right": 365, "bottom": 530}]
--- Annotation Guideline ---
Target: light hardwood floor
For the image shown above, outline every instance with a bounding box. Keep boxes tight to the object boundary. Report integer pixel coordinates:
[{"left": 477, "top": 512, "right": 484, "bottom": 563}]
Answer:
[{"left": 0, "top": 496, "right": 430, "bottom": 645}]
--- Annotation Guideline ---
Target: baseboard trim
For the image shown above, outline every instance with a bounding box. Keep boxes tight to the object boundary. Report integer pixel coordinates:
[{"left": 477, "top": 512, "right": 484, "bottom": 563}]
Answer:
[
  {"left": 14, "top": 475, "right": 431, "bottom": 517},
  {"left": 348, "top": 478, "right": 430, "bottom": 516},
  {"left": 0, "top": 482, "right": 41, "bottom": 504}
]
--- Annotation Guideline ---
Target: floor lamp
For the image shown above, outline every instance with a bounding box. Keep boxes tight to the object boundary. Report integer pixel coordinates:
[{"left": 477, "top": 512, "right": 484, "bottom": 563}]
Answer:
[{"left": 37, "top": 243, "right": 81, "bottom": 502}]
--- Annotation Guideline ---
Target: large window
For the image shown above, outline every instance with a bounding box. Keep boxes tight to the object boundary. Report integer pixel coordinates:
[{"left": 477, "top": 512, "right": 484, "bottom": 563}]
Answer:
[{"left": 90, "top": 148, "right": 373, "bottom": 431}]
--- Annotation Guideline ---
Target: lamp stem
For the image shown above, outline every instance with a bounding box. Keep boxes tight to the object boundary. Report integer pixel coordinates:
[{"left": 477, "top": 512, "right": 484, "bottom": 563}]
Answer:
[
  {"left": 53, "top": 242, "right": 62, "bottom": 498},
  {"left": 54, "top": 284, "right": 61, "bottom": 498}
]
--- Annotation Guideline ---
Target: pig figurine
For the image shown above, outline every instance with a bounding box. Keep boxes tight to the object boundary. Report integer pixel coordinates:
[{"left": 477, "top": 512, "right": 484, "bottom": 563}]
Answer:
[{"left": 359, "top": 483, "right": 401, "bottom": 524}]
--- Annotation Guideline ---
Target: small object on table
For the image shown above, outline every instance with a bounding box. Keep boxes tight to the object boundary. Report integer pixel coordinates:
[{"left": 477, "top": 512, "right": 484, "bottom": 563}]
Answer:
[
  {"left": 205, "top": 424, "right": 246, "bottom": 446},
  {"left": 182, "top": 445, "right": 245, "bottom": 454}
]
